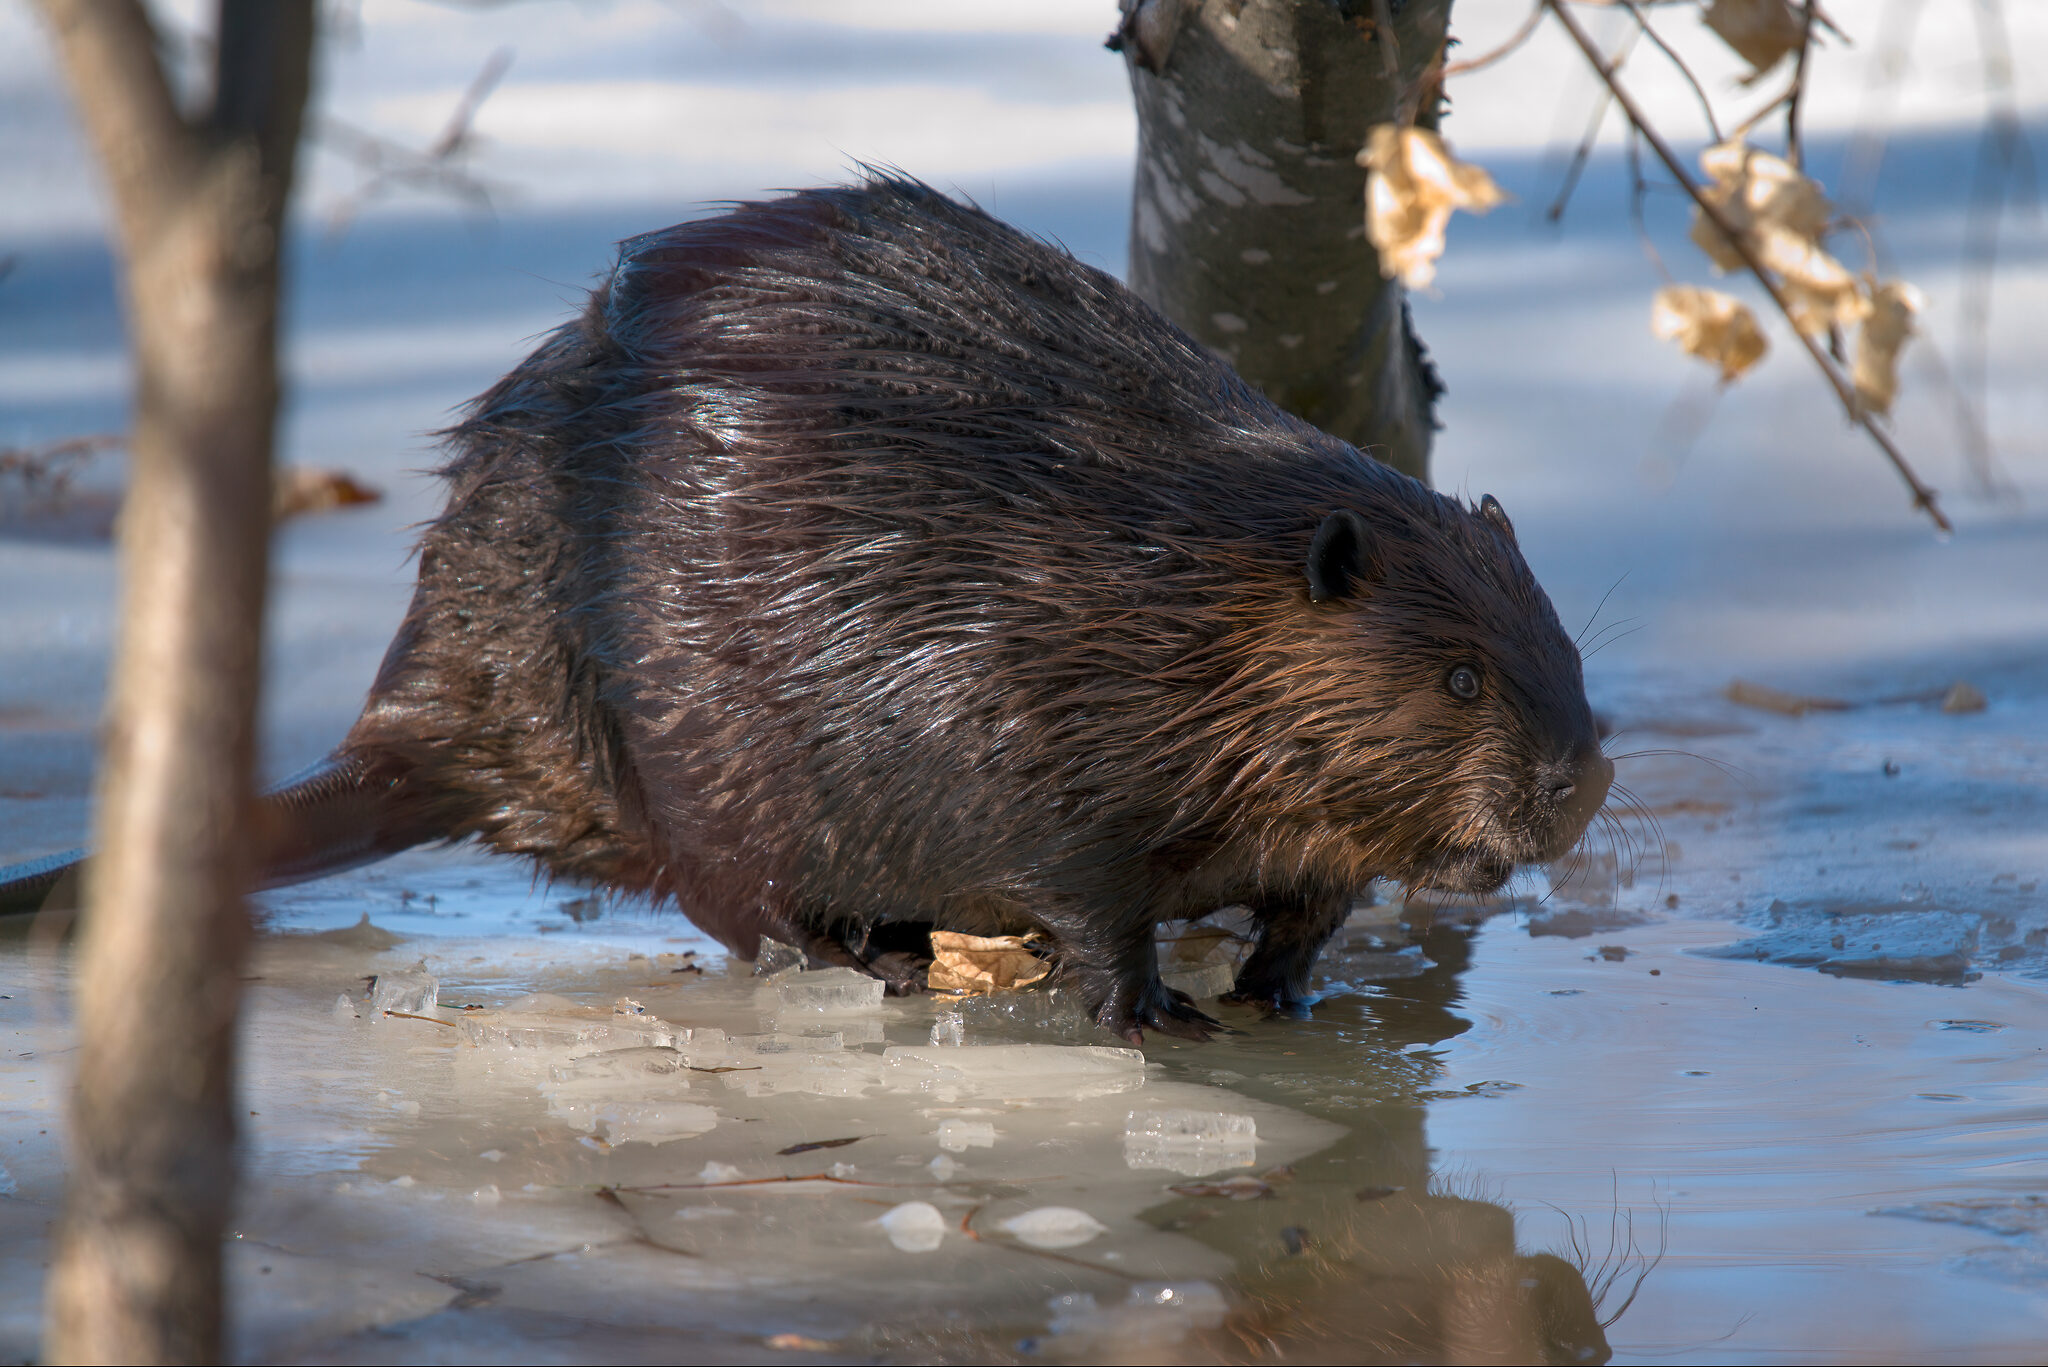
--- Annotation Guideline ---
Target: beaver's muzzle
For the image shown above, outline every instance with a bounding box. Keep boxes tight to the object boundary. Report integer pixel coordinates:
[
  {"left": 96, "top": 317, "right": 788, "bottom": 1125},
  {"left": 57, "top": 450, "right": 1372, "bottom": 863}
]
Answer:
[{"left": 1535, "top": 742, "right": 1613, "bottom": 859}]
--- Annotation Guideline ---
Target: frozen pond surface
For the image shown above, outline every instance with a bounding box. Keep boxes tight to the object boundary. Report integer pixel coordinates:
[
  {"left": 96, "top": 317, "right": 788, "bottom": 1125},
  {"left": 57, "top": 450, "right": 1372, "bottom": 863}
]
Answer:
[{"left": 5, "top": 125, "right": 2048, "bottom": 1359}]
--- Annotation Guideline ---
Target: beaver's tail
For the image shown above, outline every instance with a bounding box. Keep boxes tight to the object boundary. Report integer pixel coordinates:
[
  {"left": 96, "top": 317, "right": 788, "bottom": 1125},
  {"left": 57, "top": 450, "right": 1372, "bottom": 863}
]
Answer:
[{"left": 0, "top": 748, "right": 453, "bottom": 917}]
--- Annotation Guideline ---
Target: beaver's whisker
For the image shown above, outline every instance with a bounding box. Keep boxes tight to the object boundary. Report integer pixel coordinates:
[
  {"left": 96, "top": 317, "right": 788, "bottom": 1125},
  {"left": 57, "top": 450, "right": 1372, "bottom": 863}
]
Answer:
[{"left": 1575, "top": 572, "right": 1631, "bottom": 650}]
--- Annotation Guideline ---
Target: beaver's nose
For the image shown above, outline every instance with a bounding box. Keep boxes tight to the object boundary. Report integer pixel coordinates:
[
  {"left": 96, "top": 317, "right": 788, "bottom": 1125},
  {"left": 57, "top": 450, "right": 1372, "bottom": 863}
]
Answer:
[{"left": 1549, "top": 741, "right": 1613, "bottom": 841}]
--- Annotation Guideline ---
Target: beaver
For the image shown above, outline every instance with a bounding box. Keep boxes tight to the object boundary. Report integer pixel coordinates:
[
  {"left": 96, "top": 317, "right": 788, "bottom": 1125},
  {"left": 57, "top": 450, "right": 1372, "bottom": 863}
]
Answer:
[{"left": 3, "top": 177, "right": 1609, "bottom": 1040}]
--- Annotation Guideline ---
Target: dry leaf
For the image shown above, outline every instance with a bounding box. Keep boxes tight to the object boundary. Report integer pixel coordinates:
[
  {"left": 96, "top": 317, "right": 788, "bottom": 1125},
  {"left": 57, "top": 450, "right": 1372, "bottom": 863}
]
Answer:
[
  {"left": 1940, "top": 681, "right": 1986, "bottom": 715},
  {"left": 927, "top": 930, "right": 1050, "bottom": 994},
  {"left": 1702, "top": 0, "right": 1806, "bottom": 78},
  {"left": 274, "top": 466, "right": 382, "bottom": 521},
  {"left": 1651, "top": 286, "right": 1769, "bottom": 383},
  {"left": 1698, "top": 141, "right": 1832, "bottom": 242},
  {"left": 1356, "top": 125, "right": 1505, "bottom": 289},
  {"left": 1853, "top": 278, "right": 1922, "bottom": 417},
  {"left": 1690, "top": 141, "right": 1862, "bottom": 337}
]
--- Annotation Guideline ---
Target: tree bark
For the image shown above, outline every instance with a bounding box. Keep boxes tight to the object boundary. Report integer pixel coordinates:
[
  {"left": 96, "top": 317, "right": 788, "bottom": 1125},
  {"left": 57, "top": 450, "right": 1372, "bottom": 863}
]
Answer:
[
  {"left": 33, "top": 2, "right": 313, "bottom": 1362},
  {"left": 1116, "top": 0, "right": 1454, "bottom": 483}
]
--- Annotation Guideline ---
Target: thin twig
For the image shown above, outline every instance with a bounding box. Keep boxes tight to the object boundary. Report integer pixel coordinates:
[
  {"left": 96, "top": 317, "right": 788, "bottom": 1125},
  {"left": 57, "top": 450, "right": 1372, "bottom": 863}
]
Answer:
[
  {"left": 1957, "top": 0, "right": 2036, "bottom": 497},
  {"left": 1624, "top": 127, "right": 1671, "bottom": 280},
  {"left": 382, "top": 1009, "right": 454, "bottom": 1027},
  {"left": 1546, "top": 27, "right": 1640, "bottom": 223},
  {"left": 1730, "top": 80, "right": 1798, "bottom": 144},
  {"left": 1370, "top": 0, "right": 1402, "bottom": 82},
  {"left": 321, "top": 46, "right": 512, "bottom": 236},
  {"left": 1786, "top": 0, "right": 1817, "bottom": 167},
  {"left": 1442, "top": 2, "right": 1544, "bottom": 79},
  {"left": 1616, "top": 1, "right": 1721, "bottom": 143},
  {"left": 619, "top": 1173, "right": 918, "bottom": 1192},
  {"left": 1544, "top": 0, "right": 1952, "bottom": 533}
]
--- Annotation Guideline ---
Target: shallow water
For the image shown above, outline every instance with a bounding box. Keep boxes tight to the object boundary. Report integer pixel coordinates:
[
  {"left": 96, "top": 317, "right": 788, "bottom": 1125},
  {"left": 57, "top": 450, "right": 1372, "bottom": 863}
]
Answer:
[{"left": 5, "top": 780, "right": 2048, "bottom": 1364}]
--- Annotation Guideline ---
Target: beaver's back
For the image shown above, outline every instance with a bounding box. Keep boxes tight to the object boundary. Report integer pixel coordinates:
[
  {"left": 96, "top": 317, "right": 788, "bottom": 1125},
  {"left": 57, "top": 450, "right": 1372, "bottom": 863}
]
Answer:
[{"left": 368, "top": 180, "right": 1435, "bottom": 939}]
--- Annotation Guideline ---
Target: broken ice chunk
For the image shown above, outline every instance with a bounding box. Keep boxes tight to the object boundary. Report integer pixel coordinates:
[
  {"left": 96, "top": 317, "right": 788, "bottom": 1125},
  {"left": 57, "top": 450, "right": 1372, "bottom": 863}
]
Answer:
[
  {"left": 370, "top": 969, "right": 439, "bottom": 1016},
  {"left": 882, "top": 1044, "right": 1145, "bottom": 1100},
  {"left": 734, "top": 1032, "right": 845, "bottom": 1056},
  {"left": 930, "top": 1013, "right": 965, "bottom": 1047},
  {"left": 331, "top": 994, "right": 358, "bottom": 1022},
  {"left": 460, "top": 1009, "right": 677, "bottom": 1053},
  {"left": 1124, "top": 1108, "right": 1257, "bottom": 1176},
  {"left": 548, "top": 1048, "right": 686, "bottom": 1085},
  {"left": 777, "top": 966, "right": 886, "bottom": 1015},
  {"left": 876, "top": 1200, "right": 947, "bottom": 1252},
  {"left": 754, "top": 936, "right": 805, "bottom": 977},
  {"left": 936, "top": 1119, "right": 997, "bottom": 1152},
  {"left": 699, "top": 1161, "right": 743, "bottom": 1183},
  {"left": 1160, "top": 962, "right": 1235, "bottom": 999},
  {"left": 998, "top": 1207, "right": 1109, "bottom": 1249},
  {"left": 952, "top": 985, "right": 1090, "bottom": 1038},
  {"left": 1698, "top": 900, "right": 1982, "bottom": 980},
  {"left": 928, "top": 1154, "right": 959, "bottom": 1182},
  {"left": 549, "top": 1098, "right": 718, "bottom": 1145}
]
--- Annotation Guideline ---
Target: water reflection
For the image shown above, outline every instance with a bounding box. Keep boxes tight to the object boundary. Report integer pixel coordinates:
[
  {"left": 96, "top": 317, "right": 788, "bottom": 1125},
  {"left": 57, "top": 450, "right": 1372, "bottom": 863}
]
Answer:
[{"left": 1143, "top": 906, "right": 1618, "bottom": 1365}]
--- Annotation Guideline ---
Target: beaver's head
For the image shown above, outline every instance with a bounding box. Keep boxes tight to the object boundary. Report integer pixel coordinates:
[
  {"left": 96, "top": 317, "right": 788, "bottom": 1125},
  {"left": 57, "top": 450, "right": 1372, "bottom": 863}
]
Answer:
[{"left": 1288, "top": 490, "right": 1611, "bottom": 896}]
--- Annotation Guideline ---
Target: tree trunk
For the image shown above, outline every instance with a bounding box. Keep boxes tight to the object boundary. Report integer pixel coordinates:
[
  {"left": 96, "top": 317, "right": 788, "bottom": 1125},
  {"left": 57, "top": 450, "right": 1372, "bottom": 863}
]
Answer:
[
  {"left": 33, "top": 3, "right": 313, "bottom": 1361},
  {"left": 1115, "top": 0, "right": 1454, "bottom": 483}
]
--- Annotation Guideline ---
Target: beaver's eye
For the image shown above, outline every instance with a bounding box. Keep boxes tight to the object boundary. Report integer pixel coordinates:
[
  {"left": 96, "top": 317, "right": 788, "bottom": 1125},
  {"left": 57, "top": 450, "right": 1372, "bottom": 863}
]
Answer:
[{"left": 1446, "top": 665, "right": 1481, "bottom": 701}]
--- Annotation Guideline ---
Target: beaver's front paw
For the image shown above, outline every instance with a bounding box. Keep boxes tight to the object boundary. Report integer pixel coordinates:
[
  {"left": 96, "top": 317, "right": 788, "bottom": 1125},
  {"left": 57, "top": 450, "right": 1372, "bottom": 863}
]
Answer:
[{"left": 1096, "top": 975, "right": 1221, "bottom": 1044}]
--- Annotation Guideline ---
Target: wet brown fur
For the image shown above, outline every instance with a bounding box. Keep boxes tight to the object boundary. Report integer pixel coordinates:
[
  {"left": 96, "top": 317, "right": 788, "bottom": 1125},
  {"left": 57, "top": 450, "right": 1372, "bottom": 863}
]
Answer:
[{"left": 294, "top": 178, "right": 1604, "bottom": 1040}]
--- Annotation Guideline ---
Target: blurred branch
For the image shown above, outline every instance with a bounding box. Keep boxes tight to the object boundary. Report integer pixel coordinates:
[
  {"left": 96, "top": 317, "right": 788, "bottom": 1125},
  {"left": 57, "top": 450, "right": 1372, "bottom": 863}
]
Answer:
[
  {"left": 1370, "top": 0, "right": 1402, "bottom": 81},
  {"left": 1956, "top": 0, "right": 2036, "bottom": 497},
  {"left": 1786, "top": 0, "right": 1817, "bottom": 167},
  {"left": 320, "top": 45, "right": 512, "bottom": 235},
  {"left": 1616, "top": 1, "right": 1720, "bottom": 143},
  {"left": 1545, "top": 26, "right": 1639, "bottom": 224},
  {"left": 1547, "top": 0, "right": 1952, "bottom": 533},
  {"left": 1442, "top": 3, "right": 1544, "bottom": 79},
  {"left": 1836, "top": 0, "right": 1921, "bottom": 215},
  {"left": 0, "top": 434, "right": 123, "bottom": 506}
]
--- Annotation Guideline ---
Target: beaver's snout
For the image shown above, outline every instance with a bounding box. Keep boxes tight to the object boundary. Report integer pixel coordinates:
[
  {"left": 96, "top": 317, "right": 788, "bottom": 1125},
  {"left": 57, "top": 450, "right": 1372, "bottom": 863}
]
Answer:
[{"left": 1535, "top": 741, "right": 1613, "bottom": 859}]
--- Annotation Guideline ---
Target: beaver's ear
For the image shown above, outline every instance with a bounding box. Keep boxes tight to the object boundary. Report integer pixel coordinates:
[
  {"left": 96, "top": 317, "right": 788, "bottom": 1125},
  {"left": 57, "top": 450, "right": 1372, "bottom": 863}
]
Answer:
[
  {"left": 1478, "top": 493, "right": 1516, "bottom": 544},
  {"left": 1306, "top": 509, "right": 1380, "bottom": 603}
]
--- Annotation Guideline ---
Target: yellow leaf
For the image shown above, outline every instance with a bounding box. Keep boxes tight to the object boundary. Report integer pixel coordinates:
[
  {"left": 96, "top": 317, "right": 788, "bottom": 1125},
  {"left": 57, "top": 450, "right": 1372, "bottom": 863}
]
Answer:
[
  {"left": 1760, "top": 228, "right": 1869, "bottom": 336},
  {"left": 1702, "top": 0, "right": 1806, "bottom": 78},
  {"left": 1852, "top": 278, "right": 1922, "bottom": 417},
  {"left": 1698, "top": 141, "right": 1831, "bottom": 241},
  {"left": 1689, "top": 140, "right": 1861, "bottom": 336},
  {"left": 927, "top": 930, "right": 1050, "bottom": 995},
  {"left": 1356, "top": 126, "right": 1506, "bottom": 290},
  {"left": 1651, "top": 286, "right": 1769, "bottom": 383},
  {"left": 273, "top": 466, "right": 382, "bottom": 522}
]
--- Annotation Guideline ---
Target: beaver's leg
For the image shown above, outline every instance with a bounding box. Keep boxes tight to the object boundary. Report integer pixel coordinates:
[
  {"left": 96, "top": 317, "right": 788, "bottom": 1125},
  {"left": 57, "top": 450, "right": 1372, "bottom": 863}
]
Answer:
[
  {"left": 1060, "top": 912, "right": 1220, "bottom": 1044},
  {"left": 787, "top": 921, "right": 931, "bottom": 996},
  {"left": 1224, "top": 891, "right": 1351, "bottom": 1012}
]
